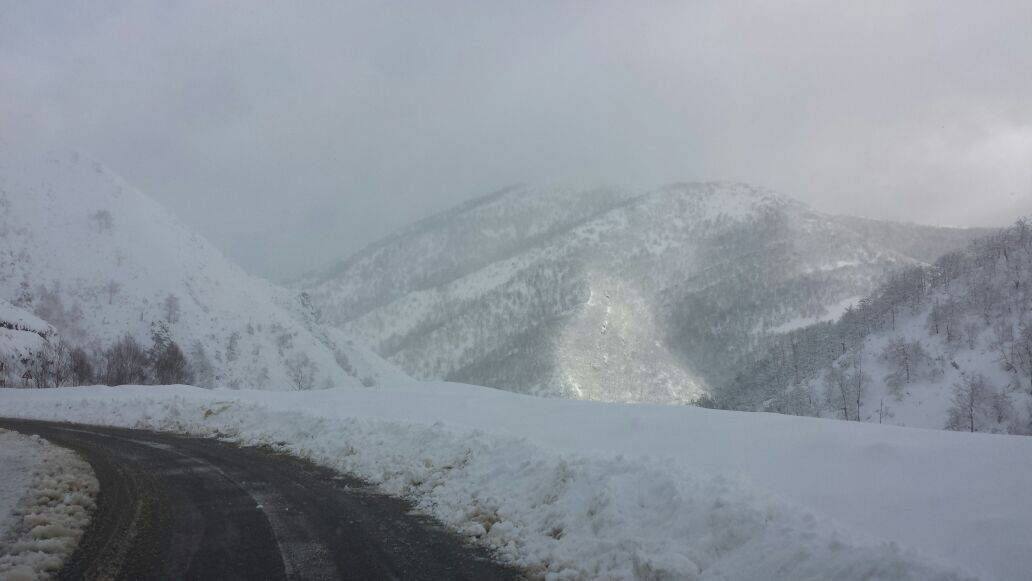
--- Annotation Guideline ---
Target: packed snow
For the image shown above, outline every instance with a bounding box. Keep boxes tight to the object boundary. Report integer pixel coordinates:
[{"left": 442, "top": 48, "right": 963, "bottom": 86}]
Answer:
[
  {"left": 0, "top": 428, "right": 98, "bottom": 580},
  {"left": 3, "top": 384, "right": 1030, "bottom": 579}
]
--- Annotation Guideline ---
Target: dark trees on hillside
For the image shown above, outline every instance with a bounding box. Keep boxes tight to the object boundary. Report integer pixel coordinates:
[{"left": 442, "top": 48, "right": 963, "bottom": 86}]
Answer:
[
  {"left": 188, "top": 342, "right": 215, "bottom": 388},
  {"left": 711, "top": 218, "right": 1032, "bottom": 435},
  {"left": 286, "top": 352, "right": 316, "bottom": 391},
  {"left": 90, "top": 209, "right": 114, "bottom": 232},
  {"left": 945, "top": 374, "right": 1012, "bottom": 433},
  {"left": 69, "top": 347, "right": 94, "bottom": 385},
  {"left": 153, "top": 340, "right": 192, "bottom": 385},
  {"left": 103, "top": 334, "right": 150, "bottom": 386},
  {"left": 4, "top": 332, "right": 202, "bottom": 388},
  {"left": 104, "top": 280, "right": 122, "bottom": 305},
  {"left": 163, "top": 293, "right": 181, "bottom": 325},
  {"left": 50, "top": 342, "right": 69, "bottom": 387}
]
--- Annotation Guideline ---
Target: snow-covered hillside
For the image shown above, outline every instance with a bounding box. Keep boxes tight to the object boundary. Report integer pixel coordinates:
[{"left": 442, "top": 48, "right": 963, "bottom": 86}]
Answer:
[
  {"left": 307, "top": 183, "right": 985, "bottom": 403},
  {"left": 0, "top": 299, "right": 57, "bottom": 387},
  {"left": 0, "top": 145, "right": 400, "bottom": 390},
  {"left": 0, "top": 299, "right": 54, "bottom": 338},
  {"left": 721, "top": 220, "right": 1032, "bottom": 434},
  {"left": 2, "top": 384, "right": 1029, "bottom": 579}
]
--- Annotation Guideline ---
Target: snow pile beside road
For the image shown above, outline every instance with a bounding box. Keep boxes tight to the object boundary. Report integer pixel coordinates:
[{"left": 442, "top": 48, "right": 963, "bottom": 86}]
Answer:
[
  {"left": 0, "top": 429, "right": 98, "bottom": 581},
  {"left": 176, "top": 407, "right": 962, "bottom": 580},
  {"left": 0, "top": 431, "right": 42, "bottom": 540},
  {"left": 2, "top": 386, "right": 1010, "bottom": 579}
]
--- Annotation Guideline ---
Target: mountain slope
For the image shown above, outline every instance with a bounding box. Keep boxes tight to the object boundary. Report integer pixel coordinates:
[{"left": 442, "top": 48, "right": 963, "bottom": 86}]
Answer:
[
  {"left": 307, "top": 183, "right": 985, "bottom": 402},
  {"left": 731, "top": 220, "right": 1032, "bottom": 434},
  {"left": 0, "top": 145, "right": 401, "bottom": 389}
]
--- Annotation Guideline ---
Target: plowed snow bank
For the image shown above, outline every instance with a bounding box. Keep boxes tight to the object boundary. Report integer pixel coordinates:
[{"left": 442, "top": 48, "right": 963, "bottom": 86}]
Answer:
[
  {"left": 4, "top": 384, "right": 1028, "bottom": 579},
  {"left": 0, "top": 429, "right": 98, "bottom": 580}
]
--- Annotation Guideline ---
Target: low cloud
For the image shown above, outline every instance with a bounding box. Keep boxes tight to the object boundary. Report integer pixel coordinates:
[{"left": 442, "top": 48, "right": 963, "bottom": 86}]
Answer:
[{"left": 3, "top": 1, "right": 1030, "bottom": 277}]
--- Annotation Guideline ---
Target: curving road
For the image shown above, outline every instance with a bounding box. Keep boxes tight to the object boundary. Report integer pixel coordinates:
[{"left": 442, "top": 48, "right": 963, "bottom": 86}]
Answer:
[{"left": 0, "top": 419, "right": 522, "bottom": 581}]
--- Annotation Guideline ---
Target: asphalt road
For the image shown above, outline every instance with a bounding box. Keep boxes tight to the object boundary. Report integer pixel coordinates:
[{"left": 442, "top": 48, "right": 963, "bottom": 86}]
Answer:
[{"left": 0, "top": 418, "right": 523, "bottom": 581}]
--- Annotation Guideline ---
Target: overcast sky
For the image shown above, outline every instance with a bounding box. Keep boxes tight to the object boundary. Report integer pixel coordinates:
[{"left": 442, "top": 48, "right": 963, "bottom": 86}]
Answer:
[{"left": 3, "top": 1, "right": 1031, "bottom": 279}]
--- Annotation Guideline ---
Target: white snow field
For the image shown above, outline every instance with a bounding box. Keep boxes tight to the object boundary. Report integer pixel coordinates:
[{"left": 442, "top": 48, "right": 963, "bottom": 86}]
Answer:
[
  {"left": 2, "top": 385, "right": 1030, "bottom": 580},
  {"left": 0, "top": 428, "right": 98, "bottom": 580}
]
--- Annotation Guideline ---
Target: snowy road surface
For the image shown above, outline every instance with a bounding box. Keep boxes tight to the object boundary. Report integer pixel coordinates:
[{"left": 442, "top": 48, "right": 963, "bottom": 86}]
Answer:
[{"left": 0, "top": 419, "right": 520, "bottom": 581}]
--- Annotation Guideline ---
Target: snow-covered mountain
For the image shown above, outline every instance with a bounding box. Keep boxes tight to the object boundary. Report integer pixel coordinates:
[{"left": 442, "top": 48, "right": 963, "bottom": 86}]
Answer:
[
  {"left": 727, "top": 220, "right": 1032, "bottom": 434},
  {"left": 306, "top": 183, "right": 985, "bottom": 402},
  {"left": 0, "top": 145, "right": 401, "bottom": 389}
]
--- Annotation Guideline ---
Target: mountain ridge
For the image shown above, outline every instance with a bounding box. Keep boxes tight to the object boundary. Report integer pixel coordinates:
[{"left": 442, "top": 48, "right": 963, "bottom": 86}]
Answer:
[{"left": 306, "top": 182, "right": 987, "bottom": 402}]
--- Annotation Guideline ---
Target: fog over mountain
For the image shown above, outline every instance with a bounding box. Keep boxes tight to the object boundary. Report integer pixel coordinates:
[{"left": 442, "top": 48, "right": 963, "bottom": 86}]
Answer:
[{"left": 3, "top": 1, "right": 1031, "bottom": 279}]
